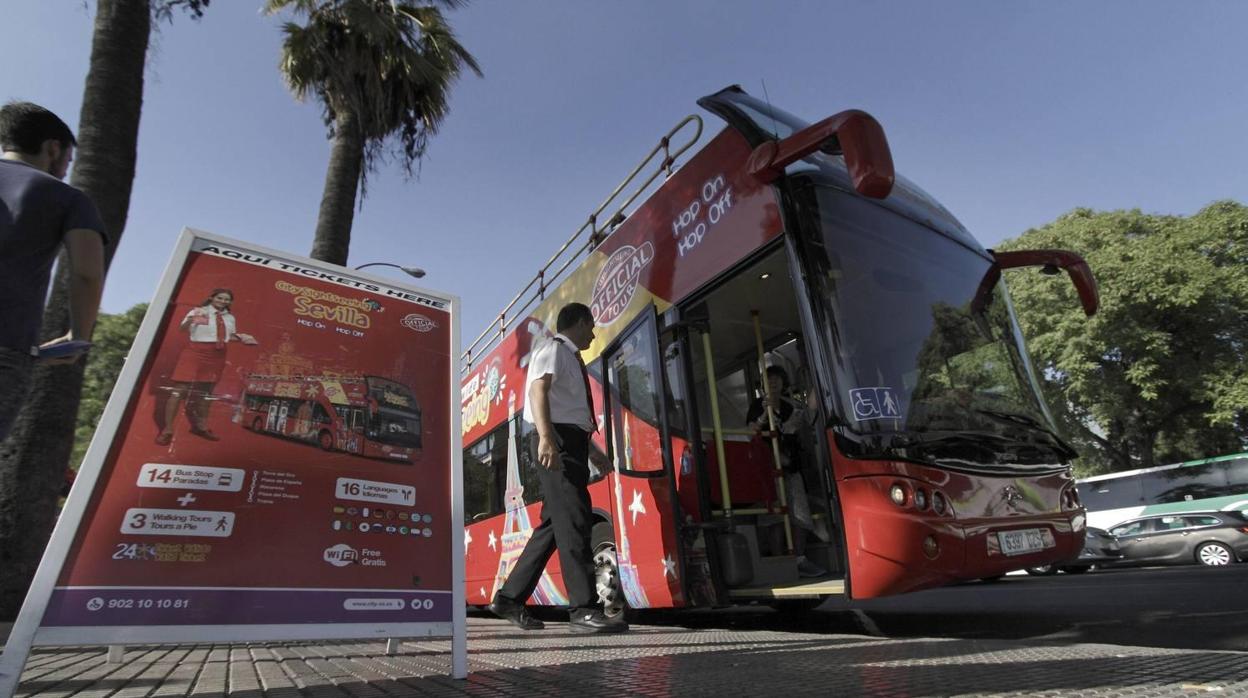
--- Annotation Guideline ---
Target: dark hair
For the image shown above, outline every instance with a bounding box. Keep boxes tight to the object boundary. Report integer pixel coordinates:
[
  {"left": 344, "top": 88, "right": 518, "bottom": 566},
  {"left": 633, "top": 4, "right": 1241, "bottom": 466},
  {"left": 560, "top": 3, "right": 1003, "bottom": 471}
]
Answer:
[
  {"left": 556, "top": 302, "right": 594, "bottom": 331},
  {"left": 765, "top": 365, "right": 790, "bottom": 389},
  {"left": 200, "top": 288, "right": 234, "bottom": 311},
  {"left": 0, "top": 101, "right": 76, "bottom": 154}
]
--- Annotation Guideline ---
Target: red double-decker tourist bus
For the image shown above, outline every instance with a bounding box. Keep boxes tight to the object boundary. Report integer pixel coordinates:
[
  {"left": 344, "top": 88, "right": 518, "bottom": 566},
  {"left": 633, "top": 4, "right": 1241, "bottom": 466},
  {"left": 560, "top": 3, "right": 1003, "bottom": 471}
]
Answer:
[
  {"left": 460, "top": 86, "right": 1099, "bottom": 614},
  {"left": 241, "top": 374, "right": 422, "bottom": 463}
]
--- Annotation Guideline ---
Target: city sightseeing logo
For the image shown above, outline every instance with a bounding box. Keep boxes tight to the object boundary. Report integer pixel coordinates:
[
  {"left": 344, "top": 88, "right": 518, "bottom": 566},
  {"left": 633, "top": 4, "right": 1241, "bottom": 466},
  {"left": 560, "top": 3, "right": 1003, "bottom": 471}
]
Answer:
[
  {"left": 323, "top": 543, "right": 359, "bottom": 567},
  {"left": 276, "top": 281, "right": 374, "bottom": 329},
  {"left": 401, "top": 313, "right": 438, "bottom": 332},
  {"left": 590, "top": 241, "right": 655, "bottom": 326}
]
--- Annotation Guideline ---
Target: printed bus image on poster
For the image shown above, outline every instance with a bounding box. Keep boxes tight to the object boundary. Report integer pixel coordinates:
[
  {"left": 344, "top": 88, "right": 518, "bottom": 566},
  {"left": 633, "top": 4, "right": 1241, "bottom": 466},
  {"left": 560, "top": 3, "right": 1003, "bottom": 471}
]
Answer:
[{"left": 32, "top": 232, "right": 459, "bottom": 636}]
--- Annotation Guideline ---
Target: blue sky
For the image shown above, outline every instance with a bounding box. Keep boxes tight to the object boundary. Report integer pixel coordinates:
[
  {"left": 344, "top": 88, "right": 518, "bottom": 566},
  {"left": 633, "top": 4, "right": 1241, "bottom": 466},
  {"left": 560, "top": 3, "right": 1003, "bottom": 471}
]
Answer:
[{"left": 4, "top": 1, "right": 1246, "bottom": 338}]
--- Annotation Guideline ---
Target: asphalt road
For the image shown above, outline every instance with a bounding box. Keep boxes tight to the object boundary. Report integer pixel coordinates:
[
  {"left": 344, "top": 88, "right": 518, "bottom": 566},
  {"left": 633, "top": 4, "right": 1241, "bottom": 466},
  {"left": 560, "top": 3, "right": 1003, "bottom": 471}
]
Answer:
[{"left": 639, "top": 564, "right": 1248, "bottom": 652}]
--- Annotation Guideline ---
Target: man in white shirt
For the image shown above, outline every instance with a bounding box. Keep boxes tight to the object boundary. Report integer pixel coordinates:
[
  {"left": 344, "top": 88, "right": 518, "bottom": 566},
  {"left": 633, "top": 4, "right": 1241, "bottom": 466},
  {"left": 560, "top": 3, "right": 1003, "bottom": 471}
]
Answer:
[{"left": 488, "top": 302, "right": 627, "bottom": 634}]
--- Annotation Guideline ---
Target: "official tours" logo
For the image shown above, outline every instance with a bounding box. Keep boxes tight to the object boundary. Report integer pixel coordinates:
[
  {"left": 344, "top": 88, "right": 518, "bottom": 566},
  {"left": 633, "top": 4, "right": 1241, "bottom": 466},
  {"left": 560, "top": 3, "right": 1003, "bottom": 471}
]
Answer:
[
  {"left": 401, "top": 313, "right": 437, "bottom": 332},
  {"left": 590, "top": 241, "right": 654, "bottom": 326}
]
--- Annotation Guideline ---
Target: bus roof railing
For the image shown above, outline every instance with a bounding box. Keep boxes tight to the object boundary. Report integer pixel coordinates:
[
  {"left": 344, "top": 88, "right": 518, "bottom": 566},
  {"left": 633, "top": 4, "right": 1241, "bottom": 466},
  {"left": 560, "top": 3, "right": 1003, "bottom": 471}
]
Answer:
[{"left": 461, "top": 114, "right": 704, "bottom": 373}]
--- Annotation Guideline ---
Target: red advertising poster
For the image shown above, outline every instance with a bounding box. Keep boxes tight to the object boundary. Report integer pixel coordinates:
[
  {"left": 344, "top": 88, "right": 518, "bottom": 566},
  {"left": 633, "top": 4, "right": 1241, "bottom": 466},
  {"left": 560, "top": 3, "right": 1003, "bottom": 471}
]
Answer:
[{"left": 9, "top": 231, "right": 462, "bottom": 648}]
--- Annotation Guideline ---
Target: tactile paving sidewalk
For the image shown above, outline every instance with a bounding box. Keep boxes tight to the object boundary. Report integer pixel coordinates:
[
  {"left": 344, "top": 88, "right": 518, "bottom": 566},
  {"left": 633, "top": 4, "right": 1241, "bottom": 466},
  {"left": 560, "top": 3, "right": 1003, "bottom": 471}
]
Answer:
[{"left": 9, "top": 617, "right": 1248, "bottom": 697}]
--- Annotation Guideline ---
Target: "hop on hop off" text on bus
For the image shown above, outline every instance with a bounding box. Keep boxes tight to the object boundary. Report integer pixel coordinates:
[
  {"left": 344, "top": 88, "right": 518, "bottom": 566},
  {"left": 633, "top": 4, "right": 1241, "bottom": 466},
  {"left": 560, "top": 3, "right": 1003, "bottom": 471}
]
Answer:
[{"left": 459, "top": 85, "right": 1101, "bottom": 615}]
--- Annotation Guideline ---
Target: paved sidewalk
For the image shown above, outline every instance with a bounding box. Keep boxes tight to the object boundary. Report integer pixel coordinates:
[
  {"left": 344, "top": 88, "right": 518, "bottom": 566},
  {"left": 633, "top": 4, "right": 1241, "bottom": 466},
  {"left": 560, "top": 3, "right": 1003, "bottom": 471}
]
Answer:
[{"left": 7, "top": 616, "right": 1248, "bottom": 697}]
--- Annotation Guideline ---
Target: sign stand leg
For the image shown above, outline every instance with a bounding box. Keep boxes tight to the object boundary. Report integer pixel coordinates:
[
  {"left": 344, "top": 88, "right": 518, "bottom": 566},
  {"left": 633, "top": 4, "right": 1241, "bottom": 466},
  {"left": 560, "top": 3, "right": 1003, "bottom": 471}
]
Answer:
[
  {"left": 452, "top": 596, "right": 467, "bottom": 679},
  {"left": 0, "top": 641, "right": 32, "bottom": 698},
  {"left": 384, "top": 638, "right": 401, "bottom": 655},
  {"left": 107, "top": 645, "right": 126, "bottom": 664}
]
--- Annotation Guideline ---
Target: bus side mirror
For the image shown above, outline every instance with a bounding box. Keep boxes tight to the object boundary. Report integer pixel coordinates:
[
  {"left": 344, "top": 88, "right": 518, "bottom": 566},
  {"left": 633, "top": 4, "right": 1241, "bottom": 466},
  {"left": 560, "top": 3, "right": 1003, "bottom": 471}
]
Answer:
[
  {"left": 747, "top": 109, "right": 895, "bottom": 199},
  {"left": 977, "top": 249, "right": 1100, "bottom": 317}
]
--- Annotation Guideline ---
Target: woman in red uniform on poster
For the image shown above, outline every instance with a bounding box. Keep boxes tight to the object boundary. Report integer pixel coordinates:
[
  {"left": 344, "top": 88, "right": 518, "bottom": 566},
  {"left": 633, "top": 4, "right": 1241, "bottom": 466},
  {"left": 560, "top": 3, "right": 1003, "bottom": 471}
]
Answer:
[{"left": 156, "top": 288, "right": 257, "bottom": 445}]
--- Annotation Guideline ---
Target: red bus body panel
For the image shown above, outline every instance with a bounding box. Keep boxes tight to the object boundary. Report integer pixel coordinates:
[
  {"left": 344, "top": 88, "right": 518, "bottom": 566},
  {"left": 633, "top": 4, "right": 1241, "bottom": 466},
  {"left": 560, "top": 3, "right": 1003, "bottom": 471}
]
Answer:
[{"left": 831, "top": 434, "right": 1082, "bottom": 597}]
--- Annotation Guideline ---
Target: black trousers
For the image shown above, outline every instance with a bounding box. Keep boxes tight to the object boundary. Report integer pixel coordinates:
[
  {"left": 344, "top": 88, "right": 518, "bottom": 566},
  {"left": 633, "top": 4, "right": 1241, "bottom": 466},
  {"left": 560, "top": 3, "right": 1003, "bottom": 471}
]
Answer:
[{"left": 498, "top": 423, "right": 596, "bottom": 612}]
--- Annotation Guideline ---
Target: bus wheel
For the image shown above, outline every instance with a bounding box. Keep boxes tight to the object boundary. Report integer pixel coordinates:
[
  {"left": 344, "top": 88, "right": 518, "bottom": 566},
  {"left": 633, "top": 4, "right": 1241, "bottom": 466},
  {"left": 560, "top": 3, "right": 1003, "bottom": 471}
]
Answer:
[
  {"left": 1196, "top": 542, "right": 1233, "bottom": 566},
  {"left": 318, "top": 430, "right": 335, "bottom": 451},
  {"left": 591, "top": 522, "right": 626, "bottom": 620}
]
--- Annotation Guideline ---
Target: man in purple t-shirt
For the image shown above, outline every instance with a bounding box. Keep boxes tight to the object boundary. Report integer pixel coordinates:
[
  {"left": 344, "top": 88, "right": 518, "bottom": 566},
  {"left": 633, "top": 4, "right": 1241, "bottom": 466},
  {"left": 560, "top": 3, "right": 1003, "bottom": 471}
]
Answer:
[{"left": 0, "top": 101, "right": 107, "bottom": 440}]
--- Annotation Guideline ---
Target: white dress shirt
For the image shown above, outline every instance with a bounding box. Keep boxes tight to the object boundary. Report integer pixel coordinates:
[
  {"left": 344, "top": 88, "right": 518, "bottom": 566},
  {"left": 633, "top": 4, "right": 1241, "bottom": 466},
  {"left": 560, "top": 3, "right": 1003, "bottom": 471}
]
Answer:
[
  {"left": 184, "top": 307, "right": 236, "bottom": 344},
  {"left": 522, "top": 332, "right": 594, "bottom": 432}
]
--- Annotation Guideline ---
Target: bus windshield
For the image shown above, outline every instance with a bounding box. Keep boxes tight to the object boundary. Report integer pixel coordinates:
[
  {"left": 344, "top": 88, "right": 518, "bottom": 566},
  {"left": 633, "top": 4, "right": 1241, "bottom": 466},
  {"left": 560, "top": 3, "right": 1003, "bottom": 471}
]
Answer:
[
  {"left": 365, "top": 377, "right": 422, "bottom": 448},
  {"left": 800, "top": 186, "right": 1071, "bottom": 467},
  {"left": 371, "top": 407, "right": 422, "bottom": 448}
]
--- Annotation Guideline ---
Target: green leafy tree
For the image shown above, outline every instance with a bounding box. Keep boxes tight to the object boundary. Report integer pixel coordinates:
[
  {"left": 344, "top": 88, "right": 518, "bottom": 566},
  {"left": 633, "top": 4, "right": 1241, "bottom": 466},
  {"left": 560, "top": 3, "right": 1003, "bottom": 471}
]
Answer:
[
  {"left": 70, "top": 304, "right": 149, "bottom": 468},
  {"left": 0, "top": 0, "right": 209, "bottom": 620},
  {"left": 998, "top": 201, "right": 1248, "bottom": 476},
  {"left": 266, "top": 0, "right": 481, "bottom": 265}
]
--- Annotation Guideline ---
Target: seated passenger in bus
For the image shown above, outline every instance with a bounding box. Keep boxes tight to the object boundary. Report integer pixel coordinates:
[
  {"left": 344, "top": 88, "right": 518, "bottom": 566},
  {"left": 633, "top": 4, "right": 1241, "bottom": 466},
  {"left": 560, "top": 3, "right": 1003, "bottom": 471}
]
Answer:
[{"left": 747, "top": 365, "right": 828, "bottom": 578}]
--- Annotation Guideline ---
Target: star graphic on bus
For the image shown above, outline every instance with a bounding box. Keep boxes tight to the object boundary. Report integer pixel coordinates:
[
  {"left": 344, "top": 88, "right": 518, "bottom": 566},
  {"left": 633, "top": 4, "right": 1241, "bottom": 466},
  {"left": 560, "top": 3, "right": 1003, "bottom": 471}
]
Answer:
[
  {"left": 464, "top": 528, "right": 472, "bottom": 554},
  {"left": 661, "top": 554, "right": 677, "bottom": 579},
  {"left": 488, "top": 530, "right": 498, "bottom": 551},
  {"left": 629, "top": 489, "right": 647, "bottom": 526}
]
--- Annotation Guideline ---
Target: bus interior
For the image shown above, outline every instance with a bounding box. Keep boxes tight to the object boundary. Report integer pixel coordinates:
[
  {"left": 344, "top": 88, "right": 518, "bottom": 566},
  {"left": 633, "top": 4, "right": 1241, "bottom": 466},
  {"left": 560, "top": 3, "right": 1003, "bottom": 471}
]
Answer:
[{"left": 666, "top": 243, "right": 846, "bottom": 600}]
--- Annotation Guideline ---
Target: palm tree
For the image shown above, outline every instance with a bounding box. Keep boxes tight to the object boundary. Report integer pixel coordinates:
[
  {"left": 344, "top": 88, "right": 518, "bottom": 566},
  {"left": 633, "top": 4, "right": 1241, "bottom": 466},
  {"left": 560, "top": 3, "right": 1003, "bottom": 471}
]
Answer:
[
  {"left": 266, "top": 0, "right": 481, "bottom": 265},
  {"left": 0, "top": 0, "right": 210, "bottom": 620}
]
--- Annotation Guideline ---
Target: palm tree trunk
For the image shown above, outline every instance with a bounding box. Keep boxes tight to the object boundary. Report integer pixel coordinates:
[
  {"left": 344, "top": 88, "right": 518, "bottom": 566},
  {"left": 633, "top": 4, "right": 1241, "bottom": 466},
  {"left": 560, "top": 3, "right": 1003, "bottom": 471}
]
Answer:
[
  {"left": 0, "top": 0, "right": 151, "bottom": 620},
  {"left": 309, "top": 111, "right": 364, "bottom": 266}
]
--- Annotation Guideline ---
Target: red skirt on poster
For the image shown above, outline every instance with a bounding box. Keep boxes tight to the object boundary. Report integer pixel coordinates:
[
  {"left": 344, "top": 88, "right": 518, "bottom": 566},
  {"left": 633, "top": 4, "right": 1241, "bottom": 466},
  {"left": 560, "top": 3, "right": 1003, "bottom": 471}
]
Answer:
[{"left": 171, "top": 342, "right": 227, "bottom": 383}]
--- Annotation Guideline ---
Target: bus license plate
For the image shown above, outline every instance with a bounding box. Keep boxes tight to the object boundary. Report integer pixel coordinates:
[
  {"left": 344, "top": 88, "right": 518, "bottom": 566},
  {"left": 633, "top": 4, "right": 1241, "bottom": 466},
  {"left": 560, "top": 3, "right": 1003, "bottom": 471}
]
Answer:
[{"left": 997, "top": 528, "right": 1051, "bottom": 556}]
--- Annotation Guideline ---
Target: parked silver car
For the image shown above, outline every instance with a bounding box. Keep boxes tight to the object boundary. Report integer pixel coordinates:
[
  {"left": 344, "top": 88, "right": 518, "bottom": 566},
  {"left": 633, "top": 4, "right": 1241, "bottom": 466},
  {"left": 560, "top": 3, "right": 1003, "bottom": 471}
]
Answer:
[
  {"left": 1106, "top": 511, "right": 1248, "bottom": 567},
  {"left": 1025, "top": 526, "right": 1123, "bottom": 575}
]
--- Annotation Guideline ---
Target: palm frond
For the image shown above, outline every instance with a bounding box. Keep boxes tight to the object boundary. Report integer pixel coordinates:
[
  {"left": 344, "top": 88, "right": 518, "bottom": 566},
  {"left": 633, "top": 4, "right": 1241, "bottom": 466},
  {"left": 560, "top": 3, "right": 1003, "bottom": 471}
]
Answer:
[{"left": 269, "top": 0, "right": 482, "bottom": 186}]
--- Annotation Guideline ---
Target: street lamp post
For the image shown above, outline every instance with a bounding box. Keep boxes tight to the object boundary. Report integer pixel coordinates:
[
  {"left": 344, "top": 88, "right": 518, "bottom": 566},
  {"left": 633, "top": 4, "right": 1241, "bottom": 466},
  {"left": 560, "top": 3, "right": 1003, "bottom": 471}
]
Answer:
[{"left": 354, "top": 262, "right": 426, "bottom": 279}]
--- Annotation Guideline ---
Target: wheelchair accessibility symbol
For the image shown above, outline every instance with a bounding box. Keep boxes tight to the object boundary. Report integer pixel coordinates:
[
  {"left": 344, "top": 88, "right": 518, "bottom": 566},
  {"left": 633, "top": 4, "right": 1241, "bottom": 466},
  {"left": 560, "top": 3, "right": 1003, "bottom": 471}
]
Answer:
[{"left": 849, "top": 387, "right": 901, "bottom": 421}]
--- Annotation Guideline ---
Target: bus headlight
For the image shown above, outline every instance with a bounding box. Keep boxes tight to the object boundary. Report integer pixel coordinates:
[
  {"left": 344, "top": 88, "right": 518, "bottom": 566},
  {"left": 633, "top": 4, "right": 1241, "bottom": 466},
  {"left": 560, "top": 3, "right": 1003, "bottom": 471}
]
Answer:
[
  {"left": 932, "top": 491, "right": 947, "bottom": 515},
  {"left": 890, "top": 483, "right": 907, "bottom": 506},
  {"left": 914, "top": 488, "right": 928, "bottom": 510}
]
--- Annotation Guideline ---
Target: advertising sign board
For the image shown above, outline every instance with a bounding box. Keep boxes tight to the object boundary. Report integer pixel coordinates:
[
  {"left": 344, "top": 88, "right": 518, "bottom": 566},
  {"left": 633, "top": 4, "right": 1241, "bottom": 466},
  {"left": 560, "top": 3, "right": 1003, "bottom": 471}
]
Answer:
[{"left": 0, "top": 230, "right": 465, "bottom": 691}]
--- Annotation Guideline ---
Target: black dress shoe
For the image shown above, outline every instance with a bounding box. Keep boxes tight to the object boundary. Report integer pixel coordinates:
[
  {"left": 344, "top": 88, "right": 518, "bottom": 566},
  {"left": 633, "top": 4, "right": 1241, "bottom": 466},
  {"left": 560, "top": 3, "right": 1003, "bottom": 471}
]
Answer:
[
  {"left": 488, "top": 595, "right": 544, "bottom": 630},
  {"left": 189, "top": 427, "right": 220, "bottom": 441},
  {"left": 568, "top": 609, "right": 628, "bottom": 634}
]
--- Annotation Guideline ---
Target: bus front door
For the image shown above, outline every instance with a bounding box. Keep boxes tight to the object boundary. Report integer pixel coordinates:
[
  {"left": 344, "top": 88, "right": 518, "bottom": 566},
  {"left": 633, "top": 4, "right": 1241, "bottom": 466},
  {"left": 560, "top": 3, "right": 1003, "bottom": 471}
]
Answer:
[{"left": 602, "top": 309, "right": 691, "bottom": 611}]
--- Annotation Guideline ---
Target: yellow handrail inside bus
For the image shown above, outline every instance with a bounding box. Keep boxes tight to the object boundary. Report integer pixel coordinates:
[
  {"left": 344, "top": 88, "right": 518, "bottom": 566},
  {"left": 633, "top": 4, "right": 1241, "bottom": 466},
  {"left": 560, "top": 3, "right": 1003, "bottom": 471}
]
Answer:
[
  {"left": 752, "top": 310, "right": 794, "bottom": 554},
  {"left": 700, "top": 330, "right": 733, "bottom": 519},
  {"left": 462, "top": 115, "right": 704, "bottom": 372}
]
